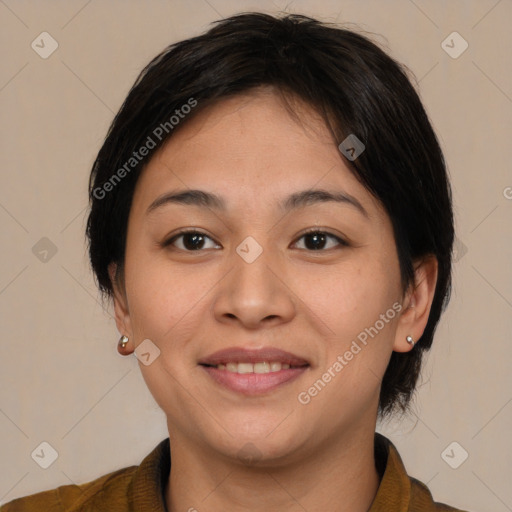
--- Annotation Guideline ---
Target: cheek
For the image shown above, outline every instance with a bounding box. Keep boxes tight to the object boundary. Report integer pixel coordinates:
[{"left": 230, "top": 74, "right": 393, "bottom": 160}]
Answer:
[
  {"left": 124, "top": 249, "right": 223, "bottom": 343},
  {"left": 297, "top": 258, "right": 398, "bottom": 339}
]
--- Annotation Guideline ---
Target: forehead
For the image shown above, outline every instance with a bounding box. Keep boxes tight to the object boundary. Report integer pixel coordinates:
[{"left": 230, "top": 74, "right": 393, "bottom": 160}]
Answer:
[{"left": 131, "top": 89, "right": 382, "bottom": 219}]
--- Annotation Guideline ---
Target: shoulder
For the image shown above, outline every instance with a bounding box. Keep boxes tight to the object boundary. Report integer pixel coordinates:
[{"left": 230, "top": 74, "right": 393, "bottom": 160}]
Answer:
[
  {"left": 374, "top": 433, "right": 472, "bottom": 512},
  {"left": 2, "top": 437, "right": 170, "bottom": 512},
  {"left": 1, "top": 465, "right": 137, "bottom": 512},
  {"left": 409, "top": 477, "right": 471, "bottom": 512}
]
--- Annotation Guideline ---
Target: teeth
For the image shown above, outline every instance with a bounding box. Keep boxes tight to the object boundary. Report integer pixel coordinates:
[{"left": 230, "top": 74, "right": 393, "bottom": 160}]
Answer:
[
  {"left": 214, "top": 362, "right": 293, "bottom": 373},
  {"left": 254, "top": 362, "right": 270, "bottom": 373},
  {"left": 237, "top": 363, "right": 253, "bottom": 374},
  {"left": 226, "top": 362, "right": 238, "bottom": 372},
  {"left": 270, "top": 362, "right": 281, "bottom": 372}
]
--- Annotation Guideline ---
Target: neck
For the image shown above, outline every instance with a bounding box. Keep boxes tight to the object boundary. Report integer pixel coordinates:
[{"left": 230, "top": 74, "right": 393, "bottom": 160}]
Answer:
[{"left": 165, "top": 424, "right": 381, "bottom": 512}]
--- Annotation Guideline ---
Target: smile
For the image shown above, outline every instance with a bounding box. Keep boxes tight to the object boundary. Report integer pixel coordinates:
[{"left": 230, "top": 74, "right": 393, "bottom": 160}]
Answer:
[
  {"left": 200, "top": 363, "right": 309, "bottom": 395},
  {"left": 209, "top": 361, "right": 296, "bottom": 373}
]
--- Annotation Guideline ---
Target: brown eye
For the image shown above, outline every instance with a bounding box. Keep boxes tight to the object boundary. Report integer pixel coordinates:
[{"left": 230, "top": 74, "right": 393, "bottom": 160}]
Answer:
[
  {"left": 163, "top": 228, "right": 347, "bottom": 252},
  {"left": 164, "top": 230, "right": 220, "bottom": 251},
  {"left": 293, "top": 230, "right": 348, "bottom": 251}
]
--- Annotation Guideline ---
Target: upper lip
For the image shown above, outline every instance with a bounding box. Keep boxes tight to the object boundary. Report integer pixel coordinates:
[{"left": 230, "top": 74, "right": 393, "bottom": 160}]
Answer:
[{"left": 198, "top": 347, "right": 310, "bottom": 367}]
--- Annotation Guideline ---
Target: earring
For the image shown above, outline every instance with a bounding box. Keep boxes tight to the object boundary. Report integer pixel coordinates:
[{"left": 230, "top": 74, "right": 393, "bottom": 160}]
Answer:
[
  {"left": 118, "top": 335, "right": 129, "bottom": 349},
  {"left": 406, "top": 335, "right": 415, "bottom": 347}
]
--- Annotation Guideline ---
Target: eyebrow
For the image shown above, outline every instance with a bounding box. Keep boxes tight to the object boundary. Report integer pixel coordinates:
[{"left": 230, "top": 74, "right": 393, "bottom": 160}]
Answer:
[{"left": 146, "top": 188, "right": 368, "bottom": 218}]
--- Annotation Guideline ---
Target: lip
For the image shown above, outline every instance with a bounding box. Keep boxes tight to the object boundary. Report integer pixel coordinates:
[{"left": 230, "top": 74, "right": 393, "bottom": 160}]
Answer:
[
  {"left": 198, "top": 346, "right": 309, "bottom": 366},
  {"left": 201, "top": 365, "right": 309, "bottom": 395}
]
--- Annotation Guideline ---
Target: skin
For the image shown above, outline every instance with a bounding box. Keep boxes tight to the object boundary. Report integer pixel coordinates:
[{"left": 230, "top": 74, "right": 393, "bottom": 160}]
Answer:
[{"left": 109, "top": 87, "right": 438, "bottom": 512}]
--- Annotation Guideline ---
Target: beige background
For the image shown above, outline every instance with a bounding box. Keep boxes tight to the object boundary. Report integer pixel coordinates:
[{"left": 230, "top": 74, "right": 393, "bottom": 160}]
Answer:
[{"left": 1, "top": 1, "right": 511, "bottom": 510}]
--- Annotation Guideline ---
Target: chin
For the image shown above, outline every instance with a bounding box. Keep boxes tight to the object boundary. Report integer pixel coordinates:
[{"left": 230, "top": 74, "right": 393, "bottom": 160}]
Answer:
[{"left": 208, "top": 419, "right": 305, "bottom": 462}]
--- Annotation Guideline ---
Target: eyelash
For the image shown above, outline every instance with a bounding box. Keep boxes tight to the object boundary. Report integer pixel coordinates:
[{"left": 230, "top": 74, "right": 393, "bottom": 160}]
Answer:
[{"left": 162, "top": 227, "right": 348, "bottom": 252}]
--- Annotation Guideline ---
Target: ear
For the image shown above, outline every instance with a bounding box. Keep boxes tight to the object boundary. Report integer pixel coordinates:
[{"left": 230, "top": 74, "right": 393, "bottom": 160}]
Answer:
[
  {"left": 108, "top": 262, "right": 133, "bottom": 341},
  {"left": 393, "top": 255, "right": 438, "bottom": 352}
]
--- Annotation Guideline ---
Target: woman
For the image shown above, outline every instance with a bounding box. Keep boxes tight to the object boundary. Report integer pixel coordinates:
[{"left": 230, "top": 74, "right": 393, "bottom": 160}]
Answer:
[{"left": 2, "top": 12, "right": 469, "bottom": 512}]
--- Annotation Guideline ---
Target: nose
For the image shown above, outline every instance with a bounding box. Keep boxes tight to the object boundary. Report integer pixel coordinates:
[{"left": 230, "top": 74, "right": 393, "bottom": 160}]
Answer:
[{"left": 211, "top": 247, "right": 296, "bottom": 330}]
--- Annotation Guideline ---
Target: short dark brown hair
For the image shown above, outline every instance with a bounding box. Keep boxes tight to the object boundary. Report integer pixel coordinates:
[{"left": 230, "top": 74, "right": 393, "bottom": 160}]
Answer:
[{"left": 86, "top": 12, "right": 454, "bottom": 418}]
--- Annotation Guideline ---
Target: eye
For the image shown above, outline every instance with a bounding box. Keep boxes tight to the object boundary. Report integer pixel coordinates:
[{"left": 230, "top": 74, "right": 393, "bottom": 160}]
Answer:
[
  {"left": 163, "top": 228, "right": 348, "bottom": 252},
  {"left": 292, "top": 229, "right": 348, "bottom": 251},
  {"left": 163, "top": 229, "right": 220, "bottom": 251}
]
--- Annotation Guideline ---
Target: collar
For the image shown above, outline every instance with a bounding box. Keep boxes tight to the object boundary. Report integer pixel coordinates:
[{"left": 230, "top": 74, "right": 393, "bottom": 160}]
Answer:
[
  {"left": 369, "top": 432, "right": 412, "bottom": 511},
  {"left": 129, "top": 433, "right": 411, "bottom": 512},
  {"left": 129, "top": 437, "right": 170, "bottom": 511}
]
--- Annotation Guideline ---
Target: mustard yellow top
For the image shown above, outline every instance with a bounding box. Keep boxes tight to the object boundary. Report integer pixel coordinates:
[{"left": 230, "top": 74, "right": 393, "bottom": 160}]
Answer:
[{"left": 1, "top": 433, "right": 469, "bottom": 511}]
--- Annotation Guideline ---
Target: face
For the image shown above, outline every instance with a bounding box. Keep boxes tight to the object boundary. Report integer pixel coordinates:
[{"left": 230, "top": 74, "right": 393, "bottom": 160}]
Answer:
[{"left": 111, "top": 88, "right": 419, "bottom": 464}]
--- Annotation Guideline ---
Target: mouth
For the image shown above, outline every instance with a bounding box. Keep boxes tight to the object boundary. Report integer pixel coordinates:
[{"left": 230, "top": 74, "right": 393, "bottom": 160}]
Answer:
[
  {"left": 198, "top": 346, "right": 310, "bottom": 395},
  {"left": 200, "top": 361, "right": 307, "bottom": 372}
]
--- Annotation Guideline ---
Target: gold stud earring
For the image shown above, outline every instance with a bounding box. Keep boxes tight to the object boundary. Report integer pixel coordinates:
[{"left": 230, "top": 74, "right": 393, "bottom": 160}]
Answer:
[{"left": 118, "top": 335, "right": 129, "bottom": 349}]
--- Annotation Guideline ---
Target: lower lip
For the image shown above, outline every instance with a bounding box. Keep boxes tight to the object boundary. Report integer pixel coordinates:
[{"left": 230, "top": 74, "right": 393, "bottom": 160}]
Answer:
[{"left": 200, "top": 365, "right": 309, "bottom": 395}]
